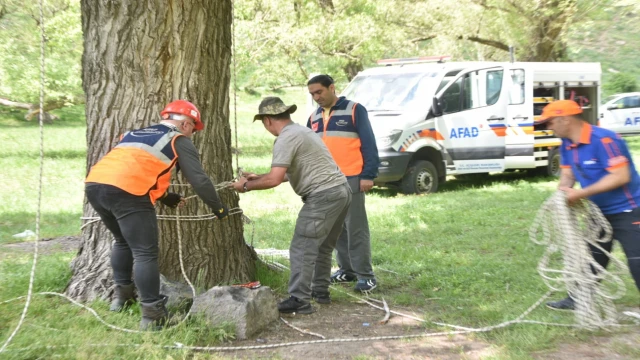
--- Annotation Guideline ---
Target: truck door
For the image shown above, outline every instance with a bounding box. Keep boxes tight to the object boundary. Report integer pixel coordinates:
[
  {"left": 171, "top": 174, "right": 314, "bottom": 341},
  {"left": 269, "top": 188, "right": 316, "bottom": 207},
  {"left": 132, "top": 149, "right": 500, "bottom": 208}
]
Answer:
[
  {"left": 504, "top": 65, "right": 536, "bottom": 168},
  {"left": 434, "top": 66, "right": 508, "bottom": 173}
]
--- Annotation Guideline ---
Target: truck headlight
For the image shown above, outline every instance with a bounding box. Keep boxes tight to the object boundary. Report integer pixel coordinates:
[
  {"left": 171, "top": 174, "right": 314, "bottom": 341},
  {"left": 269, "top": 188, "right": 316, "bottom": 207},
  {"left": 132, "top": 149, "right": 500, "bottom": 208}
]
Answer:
[{"left": 376, "top": 129, "right": 403, "bottom": 149}]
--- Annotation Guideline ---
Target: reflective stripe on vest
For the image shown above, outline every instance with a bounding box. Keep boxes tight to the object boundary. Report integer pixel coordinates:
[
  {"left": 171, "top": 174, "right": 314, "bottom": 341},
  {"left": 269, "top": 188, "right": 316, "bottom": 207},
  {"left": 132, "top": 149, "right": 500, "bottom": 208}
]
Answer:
[
  {"left": 309, "top": 100, "right": 363, "bottom": 176},
  {"left": 85, "top": 124, "right": 182, "bottom": 203}
]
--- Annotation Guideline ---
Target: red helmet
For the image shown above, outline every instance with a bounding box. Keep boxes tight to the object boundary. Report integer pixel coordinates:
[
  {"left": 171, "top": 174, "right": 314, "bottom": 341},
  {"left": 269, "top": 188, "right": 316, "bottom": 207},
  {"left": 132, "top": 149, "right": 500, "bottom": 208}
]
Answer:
[{"left": 160, "top": 100, "right": 203, "bottom": 131}]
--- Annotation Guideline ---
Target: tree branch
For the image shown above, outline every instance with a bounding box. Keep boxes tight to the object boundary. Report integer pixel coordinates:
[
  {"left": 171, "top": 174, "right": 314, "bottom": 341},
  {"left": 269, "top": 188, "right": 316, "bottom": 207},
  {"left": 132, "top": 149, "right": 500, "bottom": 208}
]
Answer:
[
  {"left": 457, "top": 35, "right": 510, "bottom": 51},
  {"left": 0, "top": 97, "right": 67, "bottom": 122},
  {"left": 316, "top": 44, "right": 359, "bottom": 61},
  {"left": 471, "top": 0, "right": 515, "bottom": 14},
  {"left": 410, "top": 35, "right": 436, "bottom": 43},
  {"left": 505, "top": 0, "right": 527, "bottom": 15}
]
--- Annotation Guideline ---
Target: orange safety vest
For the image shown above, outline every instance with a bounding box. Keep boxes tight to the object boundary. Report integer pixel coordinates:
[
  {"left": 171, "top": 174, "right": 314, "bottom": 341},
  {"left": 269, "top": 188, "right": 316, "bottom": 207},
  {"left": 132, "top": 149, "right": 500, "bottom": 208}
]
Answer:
[
  {"left": 85, "top": 124, "right": 182, "bottom": 204},
  {"left": 309, "top": 99, "right": 363, "bottom": 176}
]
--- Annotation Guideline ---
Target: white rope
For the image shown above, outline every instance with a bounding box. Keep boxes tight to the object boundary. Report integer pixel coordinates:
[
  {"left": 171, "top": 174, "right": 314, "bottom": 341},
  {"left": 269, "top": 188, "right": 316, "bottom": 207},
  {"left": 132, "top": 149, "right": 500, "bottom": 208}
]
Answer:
[
  {"left": 258, "top": 249, "right": 637, "bottom": 333},
  {"left": 279, "top": 317, "right": 325, "bottom": 339},
  {"left": 14, "top": 188, "right": 628, "bottom": 351},
  {"left": 80, "top": 207, "right": 245, "bottom": 229},
  {"left": 255, "top": 249, "right": 290, "bottom": 258},
  {"left": 171, "top": 205, "right": 197, "bottom": 328},
  {"left": 0, "top": 0, "right": 46, "bottom": 353},
  {"left": 170, "top": 182, "right": 234, "bottom": 191},
  {"left": 530, "top": 190, "right": 629, "bottom": 329},
  {"left": 231, "top": 0, "right": 240, "bottom": 175},
  {"left": 4, "top": 235, "right": 638, "bottom": 353},
  {"left": 1, "top": 290, "right": 596, "bottom": 354},
  {"left": 2, "top": 179, "right": 244, "bottom": 338}
]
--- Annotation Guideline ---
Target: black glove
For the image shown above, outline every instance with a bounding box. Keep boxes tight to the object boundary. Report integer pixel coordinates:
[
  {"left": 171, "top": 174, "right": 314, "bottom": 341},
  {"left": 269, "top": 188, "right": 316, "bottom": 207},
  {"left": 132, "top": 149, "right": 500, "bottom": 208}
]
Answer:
[
  {"left": 213, "top": 205, "right": 229, "bottom": 220},
  {"left": 160, "top": 193, "right": 182, "bottom": 208}
]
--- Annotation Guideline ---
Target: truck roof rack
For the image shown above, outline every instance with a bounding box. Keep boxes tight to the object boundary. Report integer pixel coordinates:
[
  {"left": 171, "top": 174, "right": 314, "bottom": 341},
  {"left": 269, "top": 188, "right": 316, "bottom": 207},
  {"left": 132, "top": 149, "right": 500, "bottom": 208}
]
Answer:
[{"left": 377, "top": 55, "right": 451, "bottom": 66}]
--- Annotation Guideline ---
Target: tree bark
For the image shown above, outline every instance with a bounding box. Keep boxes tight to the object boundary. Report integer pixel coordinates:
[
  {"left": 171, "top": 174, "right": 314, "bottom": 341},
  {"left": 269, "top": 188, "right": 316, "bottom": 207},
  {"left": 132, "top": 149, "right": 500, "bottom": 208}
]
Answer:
[
  {"left": 317, "top": 0, "right": 335, "bottom": 14},
  {"left": 66, "top": 0, "right": 255, "bottom": 301},
  {"left": 343, "top": 60, "right": 363, "bottom": 82}
]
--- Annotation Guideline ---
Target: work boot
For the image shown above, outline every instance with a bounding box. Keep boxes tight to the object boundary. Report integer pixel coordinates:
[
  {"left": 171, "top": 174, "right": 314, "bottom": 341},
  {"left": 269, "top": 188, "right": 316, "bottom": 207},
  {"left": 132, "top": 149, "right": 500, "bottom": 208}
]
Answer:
[
  {"left": 311, "top": 290, "right": 331, "bottom": 304},
  {"left": 546, "top": 296, "right": 575, "bottom": 311},
  {"left": 277, "top": 296, "right": 314, "bottom": 314},
  {"left": 109, "top": 283, "right": 136, "bottom": 312},
  {"left": 140, "top": 295, "right": 169, "bottom": 331}
]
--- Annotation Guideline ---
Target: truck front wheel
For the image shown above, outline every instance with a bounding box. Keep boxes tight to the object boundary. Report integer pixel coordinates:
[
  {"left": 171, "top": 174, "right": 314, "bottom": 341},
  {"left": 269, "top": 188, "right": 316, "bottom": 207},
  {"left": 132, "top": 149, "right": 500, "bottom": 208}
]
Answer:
[
  {"left": 400, "top": 160, "right": 439, "bottom": 194},
  {"left": 534, "top": 147, "right": 561, "bottom": 177}
]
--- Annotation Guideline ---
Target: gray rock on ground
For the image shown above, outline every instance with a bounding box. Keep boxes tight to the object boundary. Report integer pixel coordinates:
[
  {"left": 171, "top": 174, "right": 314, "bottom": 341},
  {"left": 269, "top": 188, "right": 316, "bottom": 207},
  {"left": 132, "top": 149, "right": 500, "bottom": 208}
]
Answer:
[
  {"left": 191, "top": 286, "right": 279, "bottom": 339},
  {"left": 159, "top": 274, "right": 195, "bottom": 311}
]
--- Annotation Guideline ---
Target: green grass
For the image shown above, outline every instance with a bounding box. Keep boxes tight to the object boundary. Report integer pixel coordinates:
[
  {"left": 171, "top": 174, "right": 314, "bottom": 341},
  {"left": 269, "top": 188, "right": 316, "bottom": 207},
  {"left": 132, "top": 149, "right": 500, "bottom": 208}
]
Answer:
[
  {"left": 1, "top": 89, "right": 639, "bottom": 359},
  {"left": 0, "top": 106, "right": 86, "bottom": 243}
]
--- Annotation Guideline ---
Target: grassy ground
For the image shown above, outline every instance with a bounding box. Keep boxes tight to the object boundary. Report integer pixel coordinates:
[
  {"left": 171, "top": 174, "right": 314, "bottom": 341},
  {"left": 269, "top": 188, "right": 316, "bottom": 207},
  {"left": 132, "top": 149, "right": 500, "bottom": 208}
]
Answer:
[{"left": 1, "top": 89, "right": 639, "bottom": 359}]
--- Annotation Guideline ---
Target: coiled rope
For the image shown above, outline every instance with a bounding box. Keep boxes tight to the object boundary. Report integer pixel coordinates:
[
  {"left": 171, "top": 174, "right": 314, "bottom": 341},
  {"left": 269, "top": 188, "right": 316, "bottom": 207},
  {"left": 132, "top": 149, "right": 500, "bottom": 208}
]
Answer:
[{"left": 529, "top": 190, "right": 630, "bottom": 329}]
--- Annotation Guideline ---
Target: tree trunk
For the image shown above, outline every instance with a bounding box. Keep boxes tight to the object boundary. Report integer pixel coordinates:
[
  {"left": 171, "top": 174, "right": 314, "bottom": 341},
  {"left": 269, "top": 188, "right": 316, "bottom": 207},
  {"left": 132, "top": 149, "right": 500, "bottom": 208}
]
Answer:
[
  {"left": 66, "top": 0, "right": 255, "bottom": 302},
  {"left": 343, "top": 60, "right": 363, "bottom": 82},
  {"left": 317, "top": 0, "right": 335, "bottom": 14}
]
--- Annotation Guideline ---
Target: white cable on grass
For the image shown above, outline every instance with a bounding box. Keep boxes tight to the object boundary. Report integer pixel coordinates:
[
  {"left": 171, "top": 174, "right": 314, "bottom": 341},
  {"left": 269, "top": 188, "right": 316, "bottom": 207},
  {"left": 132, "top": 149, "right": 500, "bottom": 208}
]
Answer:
[{"left": 0, "top": 0, "right": 46, "bottom": 353}]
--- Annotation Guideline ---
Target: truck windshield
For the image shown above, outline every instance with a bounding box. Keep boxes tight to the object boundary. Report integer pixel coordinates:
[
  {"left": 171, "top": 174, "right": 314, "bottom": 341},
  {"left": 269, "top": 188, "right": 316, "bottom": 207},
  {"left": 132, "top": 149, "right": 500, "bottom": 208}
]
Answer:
[
  {"left": 341, "top": 72, "right": 440, "bottom": 112},
  {"left": 603, "top": 95, "right": 620, "bottom": 104}
]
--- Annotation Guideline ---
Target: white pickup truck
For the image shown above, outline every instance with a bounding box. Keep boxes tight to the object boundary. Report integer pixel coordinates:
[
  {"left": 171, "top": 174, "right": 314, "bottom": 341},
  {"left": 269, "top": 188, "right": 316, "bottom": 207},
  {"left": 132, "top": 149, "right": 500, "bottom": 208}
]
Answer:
[{"left": 599, "top": 92, "right": 640, "bottom": 136}]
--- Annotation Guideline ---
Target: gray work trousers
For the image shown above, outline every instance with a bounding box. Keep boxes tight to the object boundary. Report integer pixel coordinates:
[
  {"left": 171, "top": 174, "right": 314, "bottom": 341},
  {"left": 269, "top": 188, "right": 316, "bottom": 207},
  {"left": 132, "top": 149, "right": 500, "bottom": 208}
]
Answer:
[
  {"left": 335, "top": 177, "right": 375, "bottom": 280},
  {"left": 288, "top": 183, "right": 351, "bottom": 301}
]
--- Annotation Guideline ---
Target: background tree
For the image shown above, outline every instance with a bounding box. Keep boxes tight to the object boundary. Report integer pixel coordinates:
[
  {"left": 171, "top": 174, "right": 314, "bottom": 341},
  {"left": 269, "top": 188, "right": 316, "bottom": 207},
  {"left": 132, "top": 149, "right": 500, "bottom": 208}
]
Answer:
[
  {"left": 604, "top": 73, "right": 638, "bottom": 94},
  {"left": 569, "top": 0, "right": 640, "bottom": 94},
  {"left": 0, "top": 0, "right": 83, "bottom": 120},
  {"left": 2, "top": 0, "right": 637, "bottom": 102},
  {"left": 65, "top": 0, "right": 256, "bottom": 301},
  {"left": 234, "top": 0, "right": 415, "bottom": 90}
]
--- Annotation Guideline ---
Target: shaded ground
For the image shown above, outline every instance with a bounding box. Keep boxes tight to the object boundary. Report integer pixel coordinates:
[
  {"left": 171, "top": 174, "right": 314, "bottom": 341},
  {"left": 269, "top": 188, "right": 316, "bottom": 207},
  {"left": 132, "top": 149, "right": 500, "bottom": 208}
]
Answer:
[
  {"left": 224, "top": 302, "right": 496, "bottom": 360},
  {"left": 2, "top": 236, "right": 639, "bottom": 359},
  {"left": 533, "top": 331, "right": 640, "bottom": 360},
  {"left": 1, "top": 235, "right": 81, "bottom": 257}
]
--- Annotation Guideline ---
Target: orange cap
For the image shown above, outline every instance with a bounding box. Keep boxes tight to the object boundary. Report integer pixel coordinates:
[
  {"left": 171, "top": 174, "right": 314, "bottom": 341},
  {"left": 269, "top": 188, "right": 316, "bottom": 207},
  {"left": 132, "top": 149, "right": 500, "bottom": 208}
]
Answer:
[{"left": 537, "top": 100, "right": 582, "bottom": 123}]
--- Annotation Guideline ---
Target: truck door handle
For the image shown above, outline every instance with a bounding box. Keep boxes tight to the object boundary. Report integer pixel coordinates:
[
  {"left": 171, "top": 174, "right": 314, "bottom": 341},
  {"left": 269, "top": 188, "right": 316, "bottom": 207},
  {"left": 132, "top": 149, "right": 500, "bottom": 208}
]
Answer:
[
  {"left": 487, "top": 117, "right": 504, "bottom": 121},
  {"left": 513, "top": 116, "right": 529, "bottom": 120}
]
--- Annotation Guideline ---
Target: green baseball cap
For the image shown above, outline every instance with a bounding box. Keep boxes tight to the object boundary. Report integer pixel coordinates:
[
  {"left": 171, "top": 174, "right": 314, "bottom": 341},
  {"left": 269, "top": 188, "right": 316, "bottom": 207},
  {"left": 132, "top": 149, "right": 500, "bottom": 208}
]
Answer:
[{"left": 253, "top": 97, "right": 297, "bottom": 121}]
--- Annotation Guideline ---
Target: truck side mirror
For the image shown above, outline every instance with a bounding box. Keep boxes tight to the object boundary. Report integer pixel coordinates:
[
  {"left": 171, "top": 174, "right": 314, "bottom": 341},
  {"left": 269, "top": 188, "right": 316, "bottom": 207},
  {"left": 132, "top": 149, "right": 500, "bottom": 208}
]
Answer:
[{"left": 432, "top": 96, "right": 443, "bottom": 117}]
